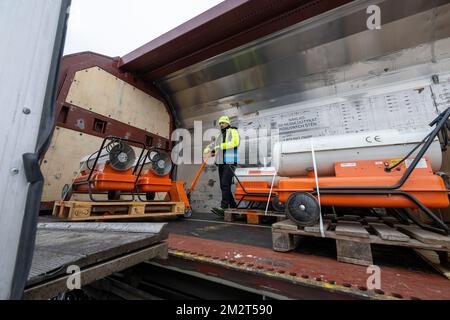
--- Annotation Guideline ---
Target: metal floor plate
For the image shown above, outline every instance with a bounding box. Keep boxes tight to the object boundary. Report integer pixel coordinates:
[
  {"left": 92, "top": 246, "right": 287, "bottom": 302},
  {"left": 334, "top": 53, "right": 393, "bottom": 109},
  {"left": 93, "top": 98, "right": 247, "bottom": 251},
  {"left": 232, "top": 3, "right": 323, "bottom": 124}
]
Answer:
[{"left": 28, "top": 222, "right": 168, "bottom": 287}]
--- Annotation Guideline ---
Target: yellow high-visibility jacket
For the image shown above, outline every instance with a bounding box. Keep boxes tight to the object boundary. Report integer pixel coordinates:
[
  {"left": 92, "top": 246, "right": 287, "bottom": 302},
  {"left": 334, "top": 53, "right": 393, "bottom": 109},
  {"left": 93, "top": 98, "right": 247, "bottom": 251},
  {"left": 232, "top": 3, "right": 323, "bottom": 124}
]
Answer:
[{"left": 204, "top": 127, "right": 240, "bottom": 165}]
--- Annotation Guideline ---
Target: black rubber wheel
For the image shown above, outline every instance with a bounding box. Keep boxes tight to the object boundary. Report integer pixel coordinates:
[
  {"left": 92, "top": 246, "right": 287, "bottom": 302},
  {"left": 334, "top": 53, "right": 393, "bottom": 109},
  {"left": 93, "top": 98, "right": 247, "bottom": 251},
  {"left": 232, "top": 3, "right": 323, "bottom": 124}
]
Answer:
[
  {"left": 271, "top": 196, "right": 285, "bottom": 212},
  {"left": 108, "top": 190, "right": 121, "bottom": 201},
  {"left": 286, "top": 192, "right": 320, "bottom": 227},
  {"left": 146, "top": 192, "right": 156, "bottom": 201},
  {"left": 184, "top": 208, "right": 193, "bottom": 218}
]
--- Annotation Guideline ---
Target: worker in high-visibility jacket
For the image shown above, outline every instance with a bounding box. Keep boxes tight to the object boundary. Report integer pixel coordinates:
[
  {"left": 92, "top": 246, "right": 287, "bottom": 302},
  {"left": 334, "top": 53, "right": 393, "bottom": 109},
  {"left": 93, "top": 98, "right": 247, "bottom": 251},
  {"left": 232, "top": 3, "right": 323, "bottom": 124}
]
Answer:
[{"left": 204, "top": 116, "right": 240, "bottom": 216}]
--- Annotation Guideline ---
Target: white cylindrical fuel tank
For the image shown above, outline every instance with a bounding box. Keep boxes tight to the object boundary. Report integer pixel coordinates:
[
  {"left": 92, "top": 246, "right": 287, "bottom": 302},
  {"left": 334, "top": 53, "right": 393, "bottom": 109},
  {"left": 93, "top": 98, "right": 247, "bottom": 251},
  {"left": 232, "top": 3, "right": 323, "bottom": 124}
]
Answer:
[{"left": 272, "top": 130, "right": 442, "bottom": 177}]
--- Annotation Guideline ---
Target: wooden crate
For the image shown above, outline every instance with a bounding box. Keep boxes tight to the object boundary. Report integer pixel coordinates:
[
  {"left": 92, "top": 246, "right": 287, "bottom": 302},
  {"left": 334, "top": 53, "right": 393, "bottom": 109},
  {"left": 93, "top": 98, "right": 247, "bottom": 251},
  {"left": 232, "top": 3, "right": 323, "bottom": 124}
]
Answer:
[
  {"left": 224, "top": 209, "right": 286, "bottom": 225},
  {"left": 272, "top": 218, "right": 450, "bottom": 272},
  {"left": 53, "top": 200, "right": 185, "bottom": 221}
]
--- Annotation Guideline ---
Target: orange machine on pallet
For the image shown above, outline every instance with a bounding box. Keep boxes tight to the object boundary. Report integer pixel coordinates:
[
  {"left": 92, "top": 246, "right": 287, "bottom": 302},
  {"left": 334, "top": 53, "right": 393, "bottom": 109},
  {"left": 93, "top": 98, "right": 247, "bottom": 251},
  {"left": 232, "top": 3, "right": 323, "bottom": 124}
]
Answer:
[
  {"left": 135, "top": 149, "right": 208, "bottom": 218},
  {"left": 63, "top": 137, "right": 207, "bottom": 218},
  {"left": 63, "top": 137, "right": 147, "bottom": 202},
  {"left": 234, "top": 108, "right": 450, "bottom": 235}
]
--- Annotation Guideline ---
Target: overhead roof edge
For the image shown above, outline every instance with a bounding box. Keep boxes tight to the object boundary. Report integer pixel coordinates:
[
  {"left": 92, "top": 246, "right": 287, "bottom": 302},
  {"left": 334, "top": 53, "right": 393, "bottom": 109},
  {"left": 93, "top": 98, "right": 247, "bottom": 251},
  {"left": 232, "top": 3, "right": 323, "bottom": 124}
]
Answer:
[{"left": 118, "top": 0, "right": 352, "bottom": 81}]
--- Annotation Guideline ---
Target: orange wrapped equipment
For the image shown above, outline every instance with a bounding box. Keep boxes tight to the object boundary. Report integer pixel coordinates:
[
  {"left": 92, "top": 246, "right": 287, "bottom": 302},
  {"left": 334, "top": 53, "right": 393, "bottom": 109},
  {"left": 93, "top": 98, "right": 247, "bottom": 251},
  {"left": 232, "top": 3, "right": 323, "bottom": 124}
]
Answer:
[
  {"left": 136, "top": 154, "right": 210, "bottom": 213},
  {"left": 235, "top": 158, "right": 449, "bottom": 233},
  {"left": 72, "top": 165, "right": 137, "bottom": 194},
  {"left": 234, "top": 108, "right": 450, "bottom": 235},
  {"left": 136, "top": 149, "right": 174, "bottom": 200},
  {"left": 66, "top": 137, "right": 148, "bottom": 201},
  {"left": 137, "top": 171, "right": 173, "bottom": 194},
  {"left": 235, "top": 159, "right": 449, "bottom": 209},
  {"left": 136, "top": 170, "right": 192, "bottom": 214},
  {"left": 276, "top": 158, "right": 449, "bottom": 208},
  {"left": 65, "top": 137, "right": 210, "bottom": 219}
]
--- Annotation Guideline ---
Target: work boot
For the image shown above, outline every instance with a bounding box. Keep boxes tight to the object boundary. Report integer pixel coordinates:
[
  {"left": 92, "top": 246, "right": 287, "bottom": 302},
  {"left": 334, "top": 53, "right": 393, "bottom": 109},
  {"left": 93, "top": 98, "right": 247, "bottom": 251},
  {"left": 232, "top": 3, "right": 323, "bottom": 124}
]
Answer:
[{"left": 211, "top": 207, "right": 225, "bottom": 217}]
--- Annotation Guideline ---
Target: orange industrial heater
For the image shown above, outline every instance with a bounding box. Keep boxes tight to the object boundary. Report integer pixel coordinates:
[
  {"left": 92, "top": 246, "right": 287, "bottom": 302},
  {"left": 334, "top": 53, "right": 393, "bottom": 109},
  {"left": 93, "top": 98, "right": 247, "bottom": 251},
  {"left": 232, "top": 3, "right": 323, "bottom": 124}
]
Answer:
[
  {"left": 135, "top": 151, "right": 210, "bottom": 218},
  {"left": 65, "top": 137, "right": 148, "bottom": 202},
  {"left": 234, "top": 108, "right": 450, "bottom": 235},
  {"left": 64, "top": 137, "right": 208, "bottom": 218},
  {"left": 135, "top": 149, "right": 193, "bottom": 217}
]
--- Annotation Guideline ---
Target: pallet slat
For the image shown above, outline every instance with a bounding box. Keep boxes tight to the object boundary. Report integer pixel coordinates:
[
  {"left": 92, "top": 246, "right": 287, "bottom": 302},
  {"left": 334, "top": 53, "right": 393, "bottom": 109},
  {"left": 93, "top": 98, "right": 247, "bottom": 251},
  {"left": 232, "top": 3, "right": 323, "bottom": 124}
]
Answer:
[
  {"left": 364, "top": 216, "right": 383, "bottom": 223},
  {"left": 53, "top": 200, "right": 185, "bottom": 221},
  {"left": 272, "top": 219, "right": 298, "bottom": 231},
  {"left": 370, "top": 223, "right": 410, "bottom": 242},
  {"left": 272, "top": 219, "right": 450, "bottom": 268},
  {"left": 338, "top": 215, "right": 361, "bottom": 222},
  {"left": 335, "top": 223, "right": 370, "bottom": 239},
  {"left": 397, "top": 226, "right": 450, "bottom": 248},
  {"left": 304, "top": 221, "right": 331, "bottom": 233},
  {"left": 414, "top": 249, "right": 450, "bottom": 280},
  {"left": 381, "top": 216, "right": 401, "bottom": 225},
  {"left": 224, "top": 209, "right": 286, "bottom": 225}
]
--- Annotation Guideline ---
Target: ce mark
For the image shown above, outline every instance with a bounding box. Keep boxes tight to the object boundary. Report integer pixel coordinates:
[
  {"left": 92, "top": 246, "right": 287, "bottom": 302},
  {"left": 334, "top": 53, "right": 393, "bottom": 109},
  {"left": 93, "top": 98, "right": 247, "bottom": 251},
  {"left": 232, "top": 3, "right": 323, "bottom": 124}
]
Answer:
[{"left": 366, "top": 135, "right": 382, "bottom": 143}]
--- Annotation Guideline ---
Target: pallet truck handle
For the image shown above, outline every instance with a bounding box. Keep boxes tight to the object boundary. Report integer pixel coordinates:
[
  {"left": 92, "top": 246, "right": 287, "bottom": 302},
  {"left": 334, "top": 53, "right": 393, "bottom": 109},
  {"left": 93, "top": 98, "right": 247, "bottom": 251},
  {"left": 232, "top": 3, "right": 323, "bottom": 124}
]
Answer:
[{"left": 188, "top": 155, "right": 210, "bottom": 194}]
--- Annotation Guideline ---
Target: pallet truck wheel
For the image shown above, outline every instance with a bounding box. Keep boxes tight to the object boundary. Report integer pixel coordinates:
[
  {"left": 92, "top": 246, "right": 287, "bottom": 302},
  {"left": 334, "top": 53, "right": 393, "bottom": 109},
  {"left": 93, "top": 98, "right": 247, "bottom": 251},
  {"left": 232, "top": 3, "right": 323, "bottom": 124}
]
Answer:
[
  {"left": 286, "top": 192, "right": 320, "bottom": 227},
  {"left": 271, "top": 196, "right": 285, "bottom": 212},
  {"left": 184, "top": 208, "right": 193, "bottom": 218},
  {"left": 108, "top": 191, "right": 121, "bottom": 201},
  {"left": 146, "top": 192, "right": 156, "bottom": 201}
]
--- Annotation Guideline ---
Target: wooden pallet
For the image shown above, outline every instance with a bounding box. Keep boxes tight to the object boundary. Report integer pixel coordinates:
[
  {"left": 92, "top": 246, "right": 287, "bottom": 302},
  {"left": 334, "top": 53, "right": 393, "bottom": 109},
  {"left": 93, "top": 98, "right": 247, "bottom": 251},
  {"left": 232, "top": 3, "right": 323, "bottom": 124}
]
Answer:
[
  {"left": 414, "top": 249, "right": 450, "bottom": 280},
  {"left": 53, "top": 200, "right": 185, "bottom": 221},
  {"left": 224, "top": 209, "right": 286, "bottom": 225},
  {"left": 272, "top": 218, "right": 450, "bottom": 269}
]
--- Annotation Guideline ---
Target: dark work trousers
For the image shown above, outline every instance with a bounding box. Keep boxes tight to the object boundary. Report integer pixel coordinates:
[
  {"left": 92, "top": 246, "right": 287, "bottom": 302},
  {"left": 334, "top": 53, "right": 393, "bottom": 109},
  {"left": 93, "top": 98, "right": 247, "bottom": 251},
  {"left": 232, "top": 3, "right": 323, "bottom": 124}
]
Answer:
[{"left": 218, "top": 164, "right": 237, "bottom": 209}]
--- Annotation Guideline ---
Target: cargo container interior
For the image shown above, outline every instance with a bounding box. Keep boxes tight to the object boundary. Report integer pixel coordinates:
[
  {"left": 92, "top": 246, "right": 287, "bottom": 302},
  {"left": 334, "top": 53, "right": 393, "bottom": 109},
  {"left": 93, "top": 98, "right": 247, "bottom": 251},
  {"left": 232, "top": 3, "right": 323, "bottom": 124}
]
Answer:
[{"left": 24, "top": 0, "right": 450, "bottom": 299}]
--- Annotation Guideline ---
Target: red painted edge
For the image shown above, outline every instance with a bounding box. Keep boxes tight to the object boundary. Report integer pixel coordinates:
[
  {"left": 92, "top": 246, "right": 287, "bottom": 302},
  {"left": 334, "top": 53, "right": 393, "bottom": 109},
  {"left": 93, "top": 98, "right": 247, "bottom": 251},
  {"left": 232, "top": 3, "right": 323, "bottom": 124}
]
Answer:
[
  {"left": 119, "top": 0, "right": 353, "bottom": 80},
  {"left": 120, "top": 0, "right": 251, "bottom": 66},
  {"left": 168, "top": 234, "right": 450, "bottom": 300}
]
